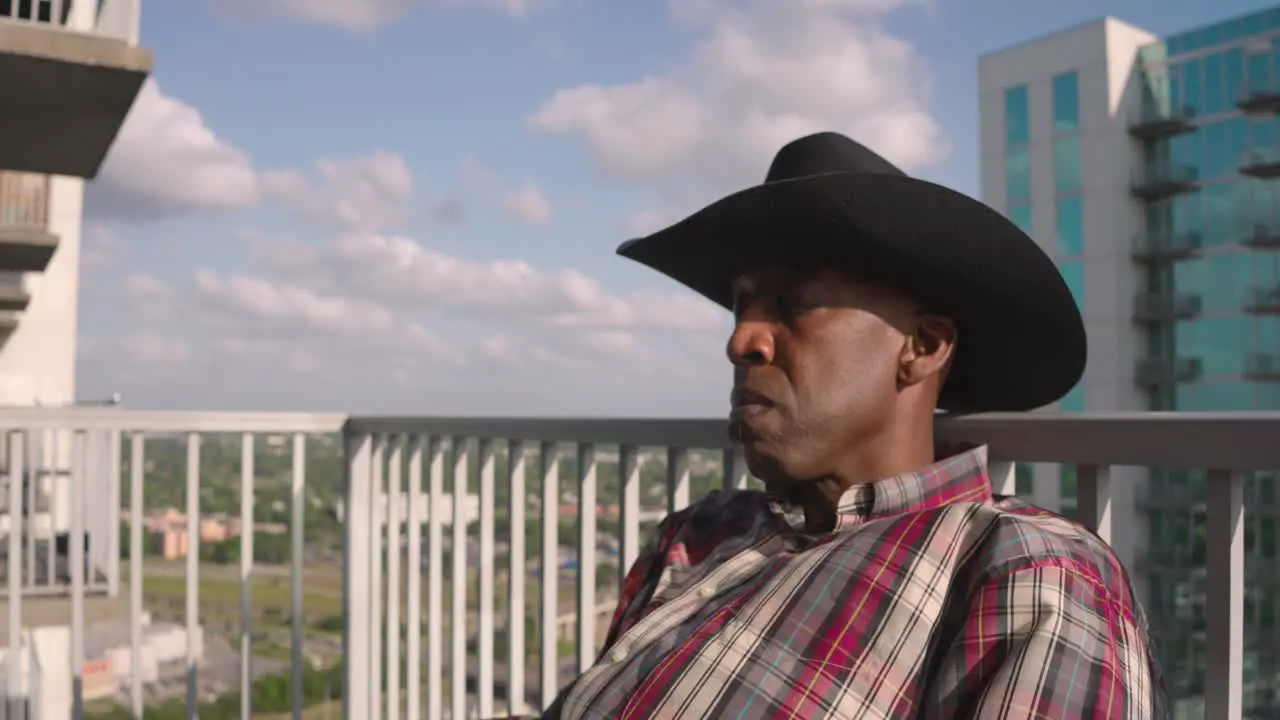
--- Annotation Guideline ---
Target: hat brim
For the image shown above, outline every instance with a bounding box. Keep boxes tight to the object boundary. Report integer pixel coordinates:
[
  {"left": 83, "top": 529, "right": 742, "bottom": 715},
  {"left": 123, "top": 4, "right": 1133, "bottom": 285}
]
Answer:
[{"left": 617, "top": 172, "right": 1086, "bottom": 413}]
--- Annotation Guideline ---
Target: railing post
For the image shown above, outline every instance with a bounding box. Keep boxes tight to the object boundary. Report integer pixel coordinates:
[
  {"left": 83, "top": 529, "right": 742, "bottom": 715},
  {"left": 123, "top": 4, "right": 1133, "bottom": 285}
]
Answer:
[
  {"left": 6, "top": 432, "right": 25, "bottom": 720},
  {"left": 477, "top": 437, "right": 497, "bottom": 717},
  {"left": 667, "top": 448, "right": 690, "bottom": 513},
  {"left": 506, "top": 440, "right": 527, "bottom": 716},
  {"left": 618, "top": 445, "right": 640, "bottom": 592},
  {"left": 538, "top": 441, "right": 560, "bottom": 709},
  {"left": 240, "top": 433, "right": 256, "bottom": 720},
  {"left": 1075, "top": 464, "right": 1112, "bottom": 543},
  {"left": 576, "top": 443, "right": 598, "bottom": 673},
  {"left": 722, "top": 447, "right": 747, "bottom": 491},
  {"left": 1205, "top": 469, "right": 1244, "bottom": 720},
  {"left": 342, "top": 430, "right": 374, "bottom": 720},
  {"left": 405, "top": 436, "right": 424, "bottom": 720}
]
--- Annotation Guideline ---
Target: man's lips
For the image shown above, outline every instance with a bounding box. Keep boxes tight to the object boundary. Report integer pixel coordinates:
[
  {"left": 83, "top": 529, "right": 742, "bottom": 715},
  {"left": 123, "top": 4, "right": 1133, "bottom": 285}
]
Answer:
[{"left": 730, "top": 388, "right": 775, "bottom": 411}]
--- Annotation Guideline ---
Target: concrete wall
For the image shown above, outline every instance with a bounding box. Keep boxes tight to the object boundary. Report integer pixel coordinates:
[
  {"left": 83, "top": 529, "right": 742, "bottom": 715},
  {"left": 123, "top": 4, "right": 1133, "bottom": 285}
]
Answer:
[{"left": 0, "top": 174, "right": 81, "bottom": 407}]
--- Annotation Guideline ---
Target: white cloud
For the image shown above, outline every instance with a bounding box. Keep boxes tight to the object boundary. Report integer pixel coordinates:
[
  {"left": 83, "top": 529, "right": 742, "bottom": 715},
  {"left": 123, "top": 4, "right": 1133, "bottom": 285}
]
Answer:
[
  {"left": 86, "top": 80, "right": 259, "bottom": 221},
  {"left": 261, "top": 153, "right": 413, "bottom": 232},
  {"left": 501, "top": 181, "right": 553, "bottom": 226},
  {"left": 78, "top": 232, "right": 731, "bottom": 415},
  {"left": 529, "top": 0, "right": 945, "bottom": 201},
  {"left": 213, "top": 0, "right": 543, "bottom": 32},
  {"left": 81, "top": 225, "right": 126, "bottom": 271}
]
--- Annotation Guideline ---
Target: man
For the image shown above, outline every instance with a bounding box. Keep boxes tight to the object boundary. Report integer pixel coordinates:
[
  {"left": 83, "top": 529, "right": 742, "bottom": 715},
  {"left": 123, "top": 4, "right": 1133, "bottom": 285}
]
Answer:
[{"left": 538, "top": 132, "right": 1166, "bottom": 718}]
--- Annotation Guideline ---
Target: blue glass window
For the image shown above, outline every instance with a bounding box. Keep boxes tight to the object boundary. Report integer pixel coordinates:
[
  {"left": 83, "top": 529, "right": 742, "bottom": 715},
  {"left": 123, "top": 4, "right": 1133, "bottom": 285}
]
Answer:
[
  {"left": 1008, "top": 204, "right": 1032, "bottom": 234},
  {"left": 1059, "top": 260, "right": 1084, "bottom": 308},
  {"left": 1055, "top": 196, "right": 1083, "bottom": 258},
  {"left": 1060, "top": 383, "right": 1086, "bottom": 412},
  {"left": 1052, "top": 72, "right": 1079, "bottom": 133},
  {"left": 1006, "top": 147, "right": 1030, "bottom": 203},
  {"left": 1053, "top": 136, "right": 1080, "bottom": 192},
  {"left": 1005, "top": 85, "right": 1029, "bottom": 146}
]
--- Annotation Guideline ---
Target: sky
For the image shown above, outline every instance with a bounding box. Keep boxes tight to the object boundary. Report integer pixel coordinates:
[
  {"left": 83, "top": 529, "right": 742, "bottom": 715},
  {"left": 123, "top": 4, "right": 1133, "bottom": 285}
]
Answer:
[{"left": 76, "top": 0, "right": 1277, "bottom": 416}]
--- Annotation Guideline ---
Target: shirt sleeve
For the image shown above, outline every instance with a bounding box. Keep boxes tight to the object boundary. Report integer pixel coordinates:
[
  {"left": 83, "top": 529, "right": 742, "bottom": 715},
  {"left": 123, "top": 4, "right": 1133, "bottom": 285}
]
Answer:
[{"left": 925, "top": 559, "right": 1168, "bottom": 719}]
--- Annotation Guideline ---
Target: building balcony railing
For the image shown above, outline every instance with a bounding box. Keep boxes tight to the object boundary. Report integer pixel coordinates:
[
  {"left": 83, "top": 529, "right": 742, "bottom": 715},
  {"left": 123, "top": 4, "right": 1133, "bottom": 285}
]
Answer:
[
  {"left": 0, "top": 171, "right": 49, "bottom": 230},
  {"left": 1133, "top": 292, "right": 1202, "bottom": 322},
  {"left": 0, "top": 170, "right": 57, "bottom": 275},
  {"left": 1132, "top": 229, "right": 1203, "bottom": 262},
  {"left": 1136, "top": 356, "right": 1204, "bottom": 386},
  {"left": 1240, "top": 148, "right": 1280, "bottom": 179},
  {"left": 1245, "top": 352, "right": 1280, "bottom": 381},
  {"left": 1127, "top": 103, "right": 1198, "bottom": 140},
  {"left": 1243, "top": 285, "right": 1280, "bottom": 314},
  {"left": 1130, "top": 163, "right": 1199, "bottom": 202},
  {"left": 1242, "top": 222, "right": 1280, "bottom": 250},
  {"left": 0, "top": 0, "right": 135, "bottom": 39},
  {"left": 1237, "top": 81, "right": 1280, "bottom": 114},
  {"left": 0, "top": 408, "right": 1276, "bottom": 718}
]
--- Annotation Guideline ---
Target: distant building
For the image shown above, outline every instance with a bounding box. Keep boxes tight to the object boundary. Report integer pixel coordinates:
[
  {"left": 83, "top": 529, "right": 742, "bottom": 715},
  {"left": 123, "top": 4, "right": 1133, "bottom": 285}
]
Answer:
[{"left": 978, "top": 7, "right": 1280, "bottom": 710}]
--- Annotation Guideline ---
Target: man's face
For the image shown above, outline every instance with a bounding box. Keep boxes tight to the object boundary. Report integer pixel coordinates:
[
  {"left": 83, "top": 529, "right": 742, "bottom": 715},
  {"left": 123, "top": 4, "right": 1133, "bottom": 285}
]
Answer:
[{"left": 727, "top": 265, "right": 924, "bottom": 484}]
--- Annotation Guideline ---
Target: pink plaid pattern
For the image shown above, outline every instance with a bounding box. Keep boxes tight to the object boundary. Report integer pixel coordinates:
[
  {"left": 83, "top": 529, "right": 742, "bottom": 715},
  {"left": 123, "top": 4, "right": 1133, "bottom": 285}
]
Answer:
[{"left": 550, "top": 445, "right": 1165, "bottom": 719}]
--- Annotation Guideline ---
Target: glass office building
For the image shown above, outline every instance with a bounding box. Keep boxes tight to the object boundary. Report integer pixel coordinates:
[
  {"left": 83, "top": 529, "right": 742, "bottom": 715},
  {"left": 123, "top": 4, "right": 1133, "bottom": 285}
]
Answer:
[{"left": 980, "top": 8, "right": 1280, "bottom": 713}]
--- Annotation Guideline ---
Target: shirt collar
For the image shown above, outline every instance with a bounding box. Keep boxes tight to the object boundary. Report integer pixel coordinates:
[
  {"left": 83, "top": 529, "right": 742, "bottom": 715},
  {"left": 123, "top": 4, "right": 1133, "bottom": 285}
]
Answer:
[{"left": 770, "top": 444, "right": 994, "bottom": 533}]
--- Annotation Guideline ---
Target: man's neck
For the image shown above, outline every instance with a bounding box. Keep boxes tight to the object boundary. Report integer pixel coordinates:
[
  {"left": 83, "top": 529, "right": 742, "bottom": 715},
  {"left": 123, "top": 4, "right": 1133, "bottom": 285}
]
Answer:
[{"left": 797, "top": 421, "right": 936, "bottom": 533}]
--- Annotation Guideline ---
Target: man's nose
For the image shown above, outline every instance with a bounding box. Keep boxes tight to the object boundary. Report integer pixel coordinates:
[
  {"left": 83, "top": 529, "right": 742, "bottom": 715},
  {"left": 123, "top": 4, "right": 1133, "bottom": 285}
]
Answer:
[{"left": 727, "top": 320, "right": 775, "bottom": 367}]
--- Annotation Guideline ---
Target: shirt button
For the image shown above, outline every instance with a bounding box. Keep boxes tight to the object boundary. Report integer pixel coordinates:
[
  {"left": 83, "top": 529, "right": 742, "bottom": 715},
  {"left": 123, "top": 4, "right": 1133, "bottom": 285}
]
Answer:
[
  {"left": 698, "top": 584, "right": 716, "bottom": 599},
  {"left": 610, "top": 646, "right": 628, "bottom": 663}
]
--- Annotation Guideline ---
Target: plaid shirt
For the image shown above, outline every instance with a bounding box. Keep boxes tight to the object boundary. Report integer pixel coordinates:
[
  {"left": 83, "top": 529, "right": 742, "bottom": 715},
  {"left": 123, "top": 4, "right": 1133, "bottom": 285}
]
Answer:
[{"left": 548, "top": 445, "right": 1166, "bottom": 719}]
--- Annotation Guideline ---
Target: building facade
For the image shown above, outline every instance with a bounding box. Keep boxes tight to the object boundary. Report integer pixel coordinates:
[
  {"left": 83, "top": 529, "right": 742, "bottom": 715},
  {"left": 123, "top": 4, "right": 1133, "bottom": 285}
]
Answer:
[
  {"left": 0, "top": 1, "right": 150, "bottom": 714},
  {"left": 979, "top": 8, "right": 1280, "bottom": 711}
]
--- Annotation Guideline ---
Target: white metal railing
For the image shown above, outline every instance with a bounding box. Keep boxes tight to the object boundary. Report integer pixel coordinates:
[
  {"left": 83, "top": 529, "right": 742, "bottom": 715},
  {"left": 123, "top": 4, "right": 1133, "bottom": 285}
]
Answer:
[
  {"left": 1, "top": 409, "right": 345, "bottom": 719},
  {"left": 342, "top": 412, "right": 1280, "bottom": 720},
  {"left": 1, "top": 409, "right": 1277, "bottom": 718}
]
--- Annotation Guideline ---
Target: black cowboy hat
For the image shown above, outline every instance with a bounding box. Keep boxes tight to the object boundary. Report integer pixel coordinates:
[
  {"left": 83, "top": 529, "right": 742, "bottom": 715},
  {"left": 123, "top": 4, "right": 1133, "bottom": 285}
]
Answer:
[{"left": 615, "top": 131, "right": 1086, "bottom": 413}]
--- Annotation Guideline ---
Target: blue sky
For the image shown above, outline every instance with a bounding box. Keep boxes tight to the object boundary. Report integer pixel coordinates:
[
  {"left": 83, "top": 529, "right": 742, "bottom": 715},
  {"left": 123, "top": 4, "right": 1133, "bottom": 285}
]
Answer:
[{"left": 76, "top": 0, "right": 1278, "bottom": 415}]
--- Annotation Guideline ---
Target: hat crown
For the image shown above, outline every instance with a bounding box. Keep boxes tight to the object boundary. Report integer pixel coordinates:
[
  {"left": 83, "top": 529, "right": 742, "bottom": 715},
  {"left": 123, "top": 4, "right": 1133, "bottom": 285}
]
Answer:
[{"left": 765, "top": 132, "right": 906, "bottom": 183}]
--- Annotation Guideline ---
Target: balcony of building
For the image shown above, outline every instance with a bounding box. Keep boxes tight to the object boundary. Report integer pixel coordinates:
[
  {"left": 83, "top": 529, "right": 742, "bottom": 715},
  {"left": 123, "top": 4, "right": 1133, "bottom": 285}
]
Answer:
[
  {"left": 0, "top": 0, "right": 152, "bottom": 177},
  {"left": 1240, "top": 148, "right": 1280, "bottom": 179},
  {"left": 1136, "top": 356, "right": 1204, "bottom": 386},
  {"left": 1130, "top": 163, "right": 1199, "bottom": 202},
  {"left": 1246, "top": 352, "right": 1280, "bottom": 381},
  {"left": 0, "top": 408, "right": 1276, "bottom": 718},
  {"left": 0, "top": 170, "right": 57, "bottom": 276},
  {"left": 1243, "top": 285, "right": 1280, "bottom": 315},
  {"left": 1242, "top": 221, "right": 1280, "bottom": 250},
  {"left": 1127, "top": 103, "right": 1198, "bottom": 141},
  {"left": 1132, "top": 229, "right": 1203, "bottom": 263},
  {"left": 1237, "top": 79, "right": 1280, "bottom": 114},
  {"left": 1133, "top": 291, "right": 1202, "bottom": 323}
]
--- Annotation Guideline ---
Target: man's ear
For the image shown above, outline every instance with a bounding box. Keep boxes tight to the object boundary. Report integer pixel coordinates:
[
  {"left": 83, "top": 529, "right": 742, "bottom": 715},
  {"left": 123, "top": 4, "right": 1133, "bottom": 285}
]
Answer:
[{"left": 898, "top": 314, "right": 956, "bottom": 388}]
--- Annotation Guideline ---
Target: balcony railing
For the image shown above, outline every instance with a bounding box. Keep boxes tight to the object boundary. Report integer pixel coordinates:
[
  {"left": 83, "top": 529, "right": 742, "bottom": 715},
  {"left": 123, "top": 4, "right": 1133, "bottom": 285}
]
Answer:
[
  {"left": 1246, "top": 352, "right": 1279, "bottom": 380},
  {"left": 1, "top": 408, "right": 1278, "bottom": 718},
  {"left": 1127, "top": 103, "right": 1197, "bottom": 140},
  {"left": 1243, "top": 285, "right": 1280, "bottom": 314},
  {"left": 1130, "top": 163, "right": 1199, "bottom": 201},
  {"left": 1136, "top": 356, "right": 1204, "bottom": 386},
  {"left": 1237, "top": 81, "right": 1280, "bottom": 114},
  {"left": 1132, "top": 229, "right": 1203, "bottom": 262},
  {"left": 1133, "top": 292, "right": 1202, "bottom": 322},
  {"left": 1242, "top": 222, "right": 1280, "bottom": 249},
  {"left": 0, "top": 172, "right": 49, "bottom": 230},
  {"left": 1240, "top": 148, "right": 1280, "bottom": 179}
]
